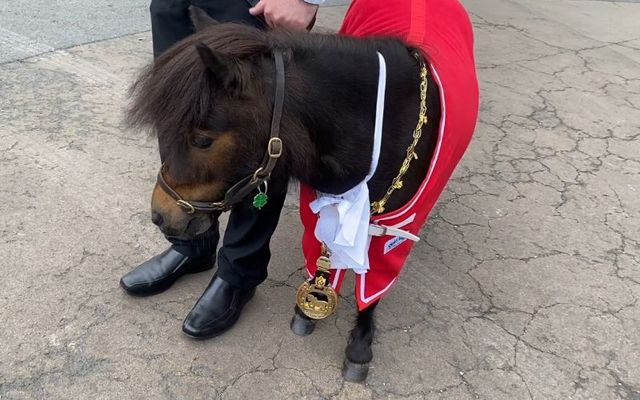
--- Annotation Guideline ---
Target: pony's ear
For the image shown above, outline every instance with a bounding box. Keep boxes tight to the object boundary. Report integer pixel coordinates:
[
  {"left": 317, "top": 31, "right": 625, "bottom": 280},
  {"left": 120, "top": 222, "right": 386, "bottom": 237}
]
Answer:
[
  {"left": 189, "top": 6, "right": 218, "bottom": 31},
  {"left": 195, "top": 43, "right": 239, "bottom": 90}
]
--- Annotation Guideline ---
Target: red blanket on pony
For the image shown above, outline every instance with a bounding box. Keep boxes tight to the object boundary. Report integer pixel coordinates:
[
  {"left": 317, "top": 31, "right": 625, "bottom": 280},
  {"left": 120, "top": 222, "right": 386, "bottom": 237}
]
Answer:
[{"left": 300, "top": 0, "right": 479, "bottom": 310}]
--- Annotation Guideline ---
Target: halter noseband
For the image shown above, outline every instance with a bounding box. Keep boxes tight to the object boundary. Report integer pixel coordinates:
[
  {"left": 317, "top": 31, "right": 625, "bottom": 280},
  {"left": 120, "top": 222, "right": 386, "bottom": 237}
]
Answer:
[{"left": 156, "top": 49, "right": 286, "bottom": 214}]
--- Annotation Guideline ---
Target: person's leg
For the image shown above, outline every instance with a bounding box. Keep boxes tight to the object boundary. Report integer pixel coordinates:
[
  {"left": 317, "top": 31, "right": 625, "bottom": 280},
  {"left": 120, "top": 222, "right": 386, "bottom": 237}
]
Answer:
[
  {"left": 120, "top": 0, "right": 218, "bottom": 296},
  {"left": 192, "top": 0, "right": 267, "bottom": 29},
  {"left": 151, "top": 0, "right": 265, "bottom": 57},
  {"left": 158, "top": 0, "right": 275, "bottom": 280},
  {"left": 169, "top": 0, "right": 287, "bottom": 338},
  {"left": 146, "top": 0, "right": 266, "bottom": 261},
  {"left": 217, "top": 185, "right": 287, "bottom": 289},
  {"left": 123, "top": 0, "right": 258, "bottom": 295},
  {"left": 150, "top": 0, "right": 193, "bottom": 57},
  {"left": 123, "top": 0, "right": 287, "bottom": 335},
  {"left": 182, "top": 183, "right": 288, "bottom": 339}
]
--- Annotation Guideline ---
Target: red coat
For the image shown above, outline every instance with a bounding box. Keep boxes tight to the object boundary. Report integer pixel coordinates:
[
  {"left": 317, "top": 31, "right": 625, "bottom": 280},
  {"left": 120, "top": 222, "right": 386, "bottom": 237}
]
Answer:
[{"left": 300, "top": 0, "right": 479, "bottom": 310}]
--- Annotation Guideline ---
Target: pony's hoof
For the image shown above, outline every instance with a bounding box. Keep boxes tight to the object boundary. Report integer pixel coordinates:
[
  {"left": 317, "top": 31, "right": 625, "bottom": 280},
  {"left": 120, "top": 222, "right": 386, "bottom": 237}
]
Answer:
[
  {"left": 342, "top": 359, "right": 369, "bottom": 383},
  {"left": 290, "top": 313, "right": 316, "bottom": 336}
]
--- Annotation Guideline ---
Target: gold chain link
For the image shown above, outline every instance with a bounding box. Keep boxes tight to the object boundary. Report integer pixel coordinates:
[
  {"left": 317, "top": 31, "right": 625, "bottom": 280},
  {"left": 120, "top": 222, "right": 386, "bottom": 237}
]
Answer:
[{"left": 371, "top": 52, "right": 429, "bottom": 215}]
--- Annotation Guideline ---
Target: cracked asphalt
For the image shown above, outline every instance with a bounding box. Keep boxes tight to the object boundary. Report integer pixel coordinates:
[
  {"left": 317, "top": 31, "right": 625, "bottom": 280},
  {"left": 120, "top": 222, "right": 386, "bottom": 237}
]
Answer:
[{"left": 1, "top": 0, "right": 639, "bottom": 399}]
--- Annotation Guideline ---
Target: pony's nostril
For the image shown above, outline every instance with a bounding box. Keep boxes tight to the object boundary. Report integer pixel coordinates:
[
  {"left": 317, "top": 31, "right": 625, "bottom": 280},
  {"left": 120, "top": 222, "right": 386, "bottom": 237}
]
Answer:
[{"left": 151, "top": 211, "right": 164, "bottom": 227}]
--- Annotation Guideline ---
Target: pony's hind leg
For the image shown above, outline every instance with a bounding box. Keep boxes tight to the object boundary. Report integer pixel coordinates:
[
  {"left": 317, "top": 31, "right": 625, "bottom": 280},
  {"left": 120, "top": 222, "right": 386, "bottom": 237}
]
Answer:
[
  {"left": 290, "top": 305, "right": 317, "bottom": 336},
  {"left": 343, "top": 300, "right": 379, "bottom": 382}
]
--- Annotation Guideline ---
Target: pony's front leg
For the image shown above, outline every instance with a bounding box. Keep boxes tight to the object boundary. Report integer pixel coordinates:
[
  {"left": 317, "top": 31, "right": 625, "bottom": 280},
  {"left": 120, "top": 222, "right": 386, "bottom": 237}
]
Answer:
[
  {"left": 343, "top": 300, "right": 379, "bottom": 382},
  {"left": 290, "top": 305, "right": 317, "bottom": 336}
]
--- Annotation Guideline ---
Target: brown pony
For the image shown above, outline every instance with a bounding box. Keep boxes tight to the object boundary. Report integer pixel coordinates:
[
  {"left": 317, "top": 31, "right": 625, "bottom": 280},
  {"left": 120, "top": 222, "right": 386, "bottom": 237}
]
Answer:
[{"left": 128, "top": 14, "right": 441, "bottom": 381}]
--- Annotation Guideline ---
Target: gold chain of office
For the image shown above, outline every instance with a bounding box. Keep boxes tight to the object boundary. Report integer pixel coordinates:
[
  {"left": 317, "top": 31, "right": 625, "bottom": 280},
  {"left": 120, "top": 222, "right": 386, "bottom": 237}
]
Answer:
[{"left": 371, "top": 52, "right": 429, "bottom": 215}]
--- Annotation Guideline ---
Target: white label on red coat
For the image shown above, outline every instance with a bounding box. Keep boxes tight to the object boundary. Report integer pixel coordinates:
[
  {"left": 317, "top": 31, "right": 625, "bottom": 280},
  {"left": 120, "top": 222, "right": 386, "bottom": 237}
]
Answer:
[{"left": 384, "top": 236, "right": 407, "bottom": 254}]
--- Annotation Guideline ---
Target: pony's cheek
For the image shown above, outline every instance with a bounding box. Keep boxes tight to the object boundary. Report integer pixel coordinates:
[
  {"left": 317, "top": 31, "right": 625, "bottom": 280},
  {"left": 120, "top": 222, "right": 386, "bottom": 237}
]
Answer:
[
  {"left": 188, "top": 180, "right": 228, "bottom": 203},
  {"left": 194, "top": 132, "right": 239, "bottom": 176}
]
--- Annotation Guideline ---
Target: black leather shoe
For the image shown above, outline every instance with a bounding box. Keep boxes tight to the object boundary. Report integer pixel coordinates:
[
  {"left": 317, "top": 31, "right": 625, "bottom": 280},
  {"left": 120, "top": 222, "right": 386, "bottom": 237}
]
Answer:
[
  {"left": 120, "top": 247, "right": 215, "bottom": 296},
  {"left": 182, "top": 276, "right": 256, "bottom": 339}
]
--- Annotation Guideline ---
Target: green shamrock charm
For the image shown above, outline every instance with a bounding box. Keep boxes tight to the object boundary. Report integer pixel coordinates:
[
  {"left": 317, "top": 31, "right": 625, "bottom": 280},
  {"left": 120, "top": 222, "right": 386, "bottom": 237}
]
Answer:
[{"left": 253, "top": 192, "right": 268, "bottom": 210}]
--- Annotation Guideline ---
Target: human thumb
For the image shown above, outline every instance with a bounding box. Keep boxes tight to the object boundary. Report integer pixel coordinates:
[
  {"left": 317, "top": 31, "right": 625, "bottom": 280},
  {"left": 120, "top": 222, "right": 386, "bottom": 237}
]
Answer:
[{"left": 249, "top": 0, "right": 266, "bottom": 16}]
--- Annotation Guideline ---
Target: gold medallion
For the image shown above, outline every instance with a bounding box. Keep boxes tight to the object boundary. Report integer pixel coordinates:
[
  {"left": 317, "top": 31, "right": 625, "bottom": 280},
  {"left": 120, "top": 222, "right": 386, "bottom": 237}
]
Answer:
[
  {"left": 295, "top": 251, "right": 338, "bottom": 320},
  {"left": 296, "top": 280, "right": 338, "bottom": 320}
]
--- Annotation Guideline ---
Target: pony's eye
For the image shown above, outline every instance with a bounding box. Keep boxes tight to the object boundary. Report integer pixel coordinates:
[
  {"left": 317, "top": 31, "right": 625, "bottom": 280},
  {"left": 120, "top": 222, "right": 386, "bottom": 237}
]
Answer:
[{"left": 191, "top": 135, "right": 213, "bottom": 149}]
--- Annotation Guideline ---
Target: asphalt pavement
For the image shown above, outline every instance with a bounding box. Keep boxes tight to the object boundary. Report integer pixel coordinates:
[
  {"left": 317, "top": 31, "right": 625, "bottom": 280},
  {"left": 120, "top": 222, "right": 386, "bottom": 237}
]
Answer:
[{"left": 1, "top": 0, "right": 639, "bottom": 399}]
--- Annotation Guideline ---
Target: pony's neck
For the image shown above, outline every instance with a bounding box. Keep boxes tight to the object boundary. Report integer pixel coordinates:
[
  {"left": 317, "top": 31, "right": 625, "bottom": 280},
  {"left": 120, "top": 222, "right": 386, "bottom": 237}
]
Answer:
[
  {"left": 278, "top": 42, "right": 377, "bottom": 194},
  {"left": 279, "top": 37, "right": 421, "bottom": 197}
]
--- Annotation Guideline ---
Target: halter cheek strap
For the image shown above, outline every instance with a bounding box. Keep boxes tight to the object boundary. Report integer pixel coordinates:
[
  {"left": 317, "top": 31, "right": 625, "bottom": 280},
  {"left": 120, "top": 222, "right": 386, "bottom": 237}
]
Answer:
[{"left": 157, "top": 49, "right": 286, "bottom": 214}]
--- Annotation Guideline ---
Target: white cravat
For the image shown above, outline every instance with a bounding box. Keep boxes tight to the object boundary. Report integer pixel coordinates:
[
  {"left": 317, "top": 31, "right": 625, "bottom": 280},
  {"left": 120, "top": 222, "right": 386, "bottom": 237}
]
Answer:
[{"left": 309, "top": 52, "right": 387, "bottom": 274}]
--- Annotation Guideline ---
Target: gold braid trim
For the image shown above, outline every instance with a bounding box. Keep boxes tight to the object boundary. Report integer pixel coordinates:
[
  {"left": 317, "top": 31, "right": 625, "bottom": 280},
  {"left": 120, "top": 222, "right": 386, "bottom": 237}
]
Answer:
[{"left": 371, "top": 52, "right": 429, "bottom": 215}]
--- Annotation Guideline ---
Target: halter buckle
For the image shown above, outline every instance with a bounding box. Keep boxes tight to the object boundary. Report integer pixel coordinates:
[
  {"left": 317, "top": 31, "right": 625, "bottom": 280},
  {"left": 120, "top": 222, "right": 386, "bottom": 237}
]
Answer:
[
  {"left": 268, "top": 137, "right": 283, "bottom": 158},
  {"left": 176, "top": 200, "right": 196, "bottom": 214}
]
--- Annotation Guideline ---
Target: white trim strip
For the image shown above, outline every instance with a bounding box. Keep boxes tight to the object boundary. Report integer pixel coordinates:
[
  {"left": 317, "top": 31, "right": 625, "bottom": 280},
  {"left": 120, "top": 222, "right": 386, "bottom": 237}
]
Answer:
[
  {"left": 389, "top": 213, "right": 416, "bottom": 229},
  {"left": 366, "top": 52, "right": 387, "bottom": 181},
  {"left": 331, "top": 269, "right": 342, "bottom": 289},
  {"left": 359, "top": 272, "right": 398, "bottom": 304}
]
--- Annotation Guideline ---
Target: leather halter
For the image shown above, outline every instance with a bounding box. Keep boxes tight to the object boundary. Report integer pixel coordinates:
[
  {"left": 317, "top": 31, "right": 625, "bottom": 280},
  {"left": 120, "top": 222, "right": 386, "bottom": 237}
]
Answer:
[{"left": 156, "top": 50, "right": 285, "bottom": 214}]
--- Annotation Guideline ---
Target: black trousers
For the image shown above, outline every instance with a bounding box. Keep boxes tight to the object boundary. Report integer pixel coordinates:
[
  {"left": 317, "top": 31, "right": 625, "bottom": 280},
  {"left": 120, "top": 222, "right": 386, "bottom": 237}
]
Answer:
[
  {"left": 150, "top": 0, "right": 266, "bottom": 56},
  {"left": 150, "top": 0, "right": 282, "bottom": 289}
]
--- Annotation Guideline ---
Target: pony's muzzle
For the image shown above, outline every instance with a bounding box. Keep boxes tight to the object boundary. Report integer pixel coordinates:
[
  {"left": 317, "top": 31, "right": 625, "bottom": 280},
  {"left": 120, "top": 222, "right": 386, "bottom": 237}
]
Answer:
[
  {"left": 151, "top": 183, "right": 214, "bottom": 239},
  {"left": 151, "top": 210, "right": 164, "bottom": 227}
]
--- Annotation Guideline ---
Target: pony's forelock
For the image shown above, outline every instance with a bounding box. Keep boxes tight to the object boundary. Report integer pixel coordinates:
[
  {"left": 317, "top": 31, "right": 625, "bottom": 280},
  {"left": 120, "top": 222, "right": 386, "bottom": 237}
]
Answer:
[{"left": 126, "top": 23, "right": 272, "bottom": 144}]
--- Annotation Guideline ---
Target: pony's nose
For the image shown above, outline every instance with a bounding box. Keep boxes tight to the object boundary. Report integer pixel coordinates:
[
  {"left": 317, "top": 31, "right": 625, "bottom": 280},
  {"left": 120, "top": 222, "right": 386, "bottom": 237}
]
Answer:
[{"left": 151, "top": 210, "right": 164, "bottom": 227}]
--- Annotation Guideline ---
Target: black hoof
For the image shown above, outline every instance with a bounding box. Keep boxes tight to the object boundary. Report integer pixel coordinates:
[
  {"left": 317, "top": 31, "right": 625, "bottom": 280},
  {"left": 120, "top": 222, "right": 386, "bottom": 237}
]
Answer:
[
  {"left": 290, "top": 313, "right": 316, "bottom": 336},
  {"left": 342, "top": 359, "right": 369, "bottom": 382}
]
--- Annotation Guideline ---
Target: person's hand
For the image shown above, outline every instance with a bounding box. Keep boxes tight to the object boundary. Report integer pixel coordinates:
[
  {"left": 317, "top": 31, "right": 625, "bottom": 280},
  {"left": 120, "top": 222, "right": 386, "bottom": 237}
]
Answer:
[{"left": 249, "top": 0, "right": 318, "bottom": 31}]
